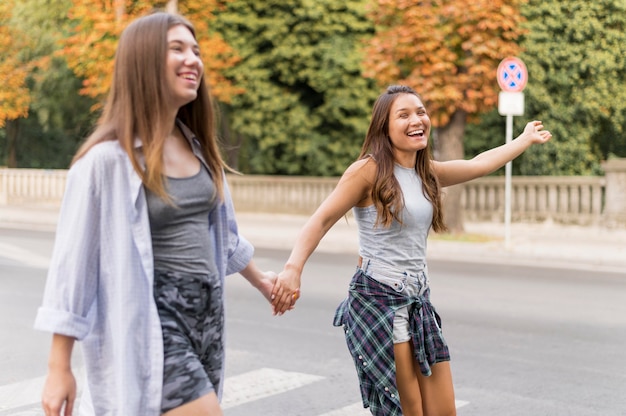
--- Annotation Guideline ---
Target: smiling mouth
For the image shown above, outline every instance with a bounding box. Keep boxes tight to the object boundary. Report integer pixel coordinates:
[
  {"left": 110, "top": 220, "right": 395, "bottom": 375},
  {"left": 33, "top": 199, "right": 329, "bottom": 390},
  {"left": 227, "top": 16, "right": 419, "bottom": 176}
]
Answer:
[
  {"left": 180, "top": 74, "right": 197, "bottom": 82},
  {"left": 408, "top": 129, "right": 425, "bottom": 137}
]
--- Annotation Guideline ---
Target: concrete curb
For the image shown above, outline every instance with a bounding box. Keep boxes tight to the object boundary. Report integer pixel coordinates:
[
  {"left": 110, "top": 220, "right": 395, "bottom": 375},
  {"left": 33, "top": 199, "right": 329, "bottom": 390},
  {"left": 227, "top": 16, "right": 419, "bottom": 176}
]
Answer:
[{"left": 1, "top": 206, "right": 625, "bottom": 273}]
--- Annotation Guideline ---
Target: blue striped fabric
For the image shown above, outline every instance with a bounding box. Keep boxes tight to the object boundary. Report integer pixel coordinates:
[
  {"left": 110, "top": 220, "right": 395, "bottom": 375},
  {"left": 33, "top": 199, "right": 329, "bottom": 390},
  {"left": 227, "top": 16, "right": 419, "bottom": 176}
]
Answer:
[{"left": 34, "top": 121, "right": 254, "bottom": 415}]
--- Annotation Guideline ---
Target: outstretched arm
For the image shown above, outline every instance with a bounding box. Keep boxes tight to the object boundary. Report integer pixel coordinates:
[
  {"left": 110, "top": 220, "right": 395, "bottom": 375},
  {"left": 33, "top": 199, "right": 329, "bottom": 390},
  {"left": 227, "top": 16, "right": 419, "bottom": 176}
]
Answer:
[
  {"left": 271, "top": 159, "right": 375, "bottom": 314},
  {"left": 433, "top": 120, "right": 552, "bottom": 187}
]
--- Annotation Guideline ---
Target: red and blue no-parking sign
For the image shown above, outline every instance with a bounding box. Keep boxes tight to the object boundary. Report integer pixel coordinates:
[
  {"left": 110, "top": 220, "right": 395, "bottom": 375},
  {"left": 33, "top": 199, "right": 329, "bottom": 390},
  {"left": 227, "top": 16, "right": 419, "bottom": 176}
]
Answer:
[{"left": 497, "top": 57, "right": 528, "bottom": 92}]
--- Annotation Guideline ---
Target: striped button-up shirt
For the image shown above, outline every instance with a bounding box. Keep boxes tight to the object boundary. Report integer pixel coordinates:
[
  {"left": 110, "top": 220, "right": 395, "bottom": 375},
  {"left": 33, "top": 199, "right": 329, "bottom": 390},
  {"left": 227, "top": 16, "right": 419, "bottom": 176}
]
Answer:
[{"left": 34, "top": 123, "right": 253, "bottom": 415}]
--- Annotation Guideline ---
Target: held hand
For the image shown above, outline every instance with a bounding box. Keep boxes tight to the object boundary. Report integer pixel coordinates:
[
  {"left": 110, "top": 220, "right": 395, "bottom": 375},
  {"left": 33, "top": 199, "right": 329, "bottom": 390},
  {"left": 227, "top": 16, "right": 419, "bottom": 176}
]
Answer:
[
  {"left": 41, "top": 368, "right": 76, "bottom": 416},
  {"left": 256, "top": 270, "right": 278, "bottom": 304},
  {"left": 522, "top": 120, "right": 552, "bottom": 144},
  {"left": 271, "top": 268, "right": 301, "bottom": 315}
]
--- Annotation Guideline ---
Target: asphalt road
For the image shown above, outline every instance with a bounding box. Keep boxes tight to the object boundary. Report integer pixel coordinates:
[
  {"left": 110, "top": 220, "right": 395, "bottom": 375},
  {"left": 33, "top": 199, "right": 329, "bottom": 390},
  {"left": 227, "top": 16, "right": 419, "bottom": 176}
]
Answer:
[{"left": 1, "top": 228, "right": 625, "bottom": 416}]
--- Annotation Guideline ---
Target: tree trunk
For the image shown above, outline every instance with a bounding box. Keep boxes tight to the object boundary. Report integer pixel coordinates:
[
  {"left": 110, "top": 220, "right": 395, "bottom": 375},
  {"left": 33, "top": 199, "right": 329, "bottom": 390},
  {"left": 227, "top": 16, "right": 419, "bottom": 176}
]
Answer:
[
  {"left": 114, "top": 0, "right": 124, "bottom": 21},
  {"left": 434, "top": 109, "right": 467, "bottom": 234},
  {"left": 6, "top": 119, "right": 19, "bottom": 168},
  {"left": 166, "top": 0, "right": 178, "bottom": 13},
  {"left": 218, "top": 106, "right": 242, "bottom": 170}
]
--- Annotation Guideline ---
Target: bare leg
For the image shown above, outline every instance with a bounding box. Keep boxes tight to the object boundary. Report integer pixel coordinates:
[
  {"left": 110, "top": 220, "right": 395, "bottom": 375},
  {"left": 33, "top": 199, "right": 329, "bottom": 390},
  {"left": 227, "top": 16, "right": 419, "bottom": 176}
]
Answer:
[
  {"left": 394, "top": 341, "right": 425, "bottom": 416},
  {"left": 162, "top": 392, "right": 223, "bottom": 416},
  {"left": 394, "top": 341, "right": 456, "bottom": 416},
  {"left": 418, "top": 361, "right": 456, "bottom": 416}
]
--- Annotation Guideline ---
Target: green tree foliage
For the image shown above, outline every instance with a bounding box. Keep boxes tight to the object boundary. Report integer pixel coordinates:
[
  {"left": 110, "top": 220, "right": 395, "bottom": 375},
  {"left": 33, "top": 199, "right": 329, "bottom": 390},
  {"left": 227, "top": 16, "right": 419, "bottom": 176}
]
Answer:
[
  {"left": 213, "top": 0, "right": 379, "bottom": 175},
  {"left": 464, "top": 108, "right": 545, "bottom": 175},
  {"left": 520, "top": 0, "right": 626, "bottom": 175},
  {"left": 466, "top": 0, "right": 626, "bottom": 175},
  {"left": 0, "top": 0, "right": 97, "bottom": 168}
]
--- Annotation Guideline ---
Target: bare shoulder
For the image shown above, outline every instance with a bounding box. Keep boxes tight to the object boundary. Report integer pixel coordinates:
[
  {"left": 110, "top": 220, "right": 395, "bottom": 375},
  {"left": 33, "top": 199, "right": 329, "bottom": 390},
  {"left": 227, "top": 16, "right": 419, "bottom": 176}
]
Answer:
[
  {"left": 430, "top": 159, "right": 450, "bottom": 180},
  {"left": 343, "top": 157, "right": 377, "bottom": 184},
  {"left": 430, "top": 159, "right": 442, "bottom": 173},
  {"left": 337, "top": 157, "right": 376, "bottom": 206}
]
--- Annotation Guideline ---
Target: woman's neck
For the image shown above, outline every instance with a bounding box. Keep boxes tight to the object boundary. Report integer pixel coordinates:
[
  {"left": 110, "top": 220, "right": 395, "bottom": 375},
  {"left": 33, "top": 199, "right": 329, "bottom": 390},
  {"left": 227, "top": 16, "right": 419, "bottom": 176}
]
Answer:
[{"left": 164, "top": 109, "right": 179, "bottom": 137}]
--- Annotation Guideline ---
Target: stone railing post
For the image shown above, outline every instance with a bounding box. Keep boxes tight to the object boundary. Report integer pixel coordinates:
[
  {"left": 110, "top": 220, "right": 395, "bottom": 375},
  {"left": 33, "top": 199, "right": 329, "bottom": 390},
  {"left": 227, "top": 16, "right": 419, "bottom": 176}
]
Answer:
[
  {"left": 0, "top": 169, "right": 7, "bottom": 205},
  {"left": 602, "top": 158, "right": 626, "bottom": 226}
]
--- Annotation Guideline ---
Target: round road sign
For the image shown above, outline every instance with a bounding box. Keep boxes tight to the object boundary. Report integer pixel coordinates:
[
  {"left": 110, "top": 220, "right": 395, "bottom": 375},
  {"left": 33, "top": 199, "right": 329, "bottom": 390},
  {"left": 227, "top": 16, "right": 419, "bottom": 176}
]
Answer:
[{"left": 497, "top": 57, "right": 528, "bottom": 92}]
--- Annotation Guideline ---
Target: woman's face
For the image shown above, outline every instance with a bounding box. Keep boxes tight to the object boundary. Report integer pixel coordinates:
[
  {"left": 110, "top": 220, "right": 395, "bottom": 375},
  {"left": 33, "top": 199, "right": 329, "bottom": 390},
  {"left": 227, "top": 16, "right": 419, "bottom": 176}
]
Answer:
[
  {"left": 387, "top": 93, "right": 431, "bottom": 167},
  {"left": 166, "top": 24, "right": 203, "bottom": 110}
]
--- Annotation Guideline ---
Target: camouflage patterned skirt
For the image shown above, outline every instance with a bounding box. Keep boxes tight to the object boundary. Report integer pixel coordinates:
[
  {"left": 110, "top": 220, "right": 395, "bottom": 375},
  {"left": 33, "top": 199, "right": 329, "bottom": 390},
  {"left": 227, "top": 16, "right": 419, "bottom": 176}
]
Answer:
[{"left": 153, "top": 269, "right": 224, "bottom": 413}]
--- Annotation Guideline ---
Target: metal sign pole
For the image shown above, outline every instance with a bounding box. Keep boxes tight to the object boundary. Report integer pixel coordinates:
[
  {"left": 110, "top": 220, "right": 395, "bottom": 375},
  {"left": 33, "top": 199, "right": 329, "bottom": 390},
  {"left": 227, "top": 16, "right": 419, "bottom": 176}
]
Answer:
[
  {"left": 497, "top": 56, "right": 527, "bottom": 252},
  {"left": 504, "top": 114, "right": 513, "bottom": 250}
]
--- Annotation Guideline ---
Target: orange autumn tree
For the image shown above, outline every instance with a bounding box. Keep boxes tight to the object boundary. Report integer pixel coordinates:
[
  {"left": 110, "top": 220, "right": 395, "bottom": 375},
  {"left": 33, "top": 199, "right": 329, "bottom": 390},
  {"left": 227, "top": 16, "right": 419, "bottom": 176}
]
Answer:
[
  {"left": 0, "top": 0, "right": 32, "bottom": 128},
  {"left": 61, "top": 0, "right": 241, "bottom": 107},
  {"left": 364, "top": 0, "right": 526, "bottom": 232},
  {"left": 0, "top": 0, "right": 37, "bottom": 167}
]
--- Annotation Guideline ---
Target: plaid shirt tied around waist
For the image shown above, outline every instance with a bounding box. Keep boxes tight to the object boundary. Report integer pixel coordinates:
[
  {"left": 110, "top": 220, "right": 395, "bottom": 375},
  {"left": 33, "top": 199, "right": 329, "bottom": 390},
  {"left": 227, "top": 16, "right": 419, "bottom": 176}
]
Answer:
[{"left": 333, "top": 269, "right": 450, "bottom": 416}]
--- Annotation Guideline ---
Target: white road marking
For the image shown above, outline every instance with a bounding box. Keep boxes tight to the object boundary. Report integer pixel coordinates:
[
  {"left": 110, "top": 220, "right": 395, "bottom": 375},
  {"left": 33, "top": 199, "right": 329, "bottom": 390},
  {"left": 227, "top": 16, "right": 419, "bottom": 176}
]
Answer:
[
  {"left": 0, "top": 242, "right": 50, "bottom": 269},
  {"left": 319, "top": 399, "right": 470, "bottom": 415},
  {"left": 221, "top": 367, "right": 324, "bottom": 409},
  {"left": 456, "top": 399, "right": 470, "bottom": 408},
  {"left": 2, "top": 410, "right": 43, "bottom": 416},
  {"left": 0, "top": 368, "right": 468, "bottom": 414},
  {"left": 0, "top": 375, "right": 46, "bottom": 411},
  {"left": 318, "top": 402, "right": 371, "bottom": 415},
  {"left": 0, "top": 370, "right": 85, "bottom": 414}
]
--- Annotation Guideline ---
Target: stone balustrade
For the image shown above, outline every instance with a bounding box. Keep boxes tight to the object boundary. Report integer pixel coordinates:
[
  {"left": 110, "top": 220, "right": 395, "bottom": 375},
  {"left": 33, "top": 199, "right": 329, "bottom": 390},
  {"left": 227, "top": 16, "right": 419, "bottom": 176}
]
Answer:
[
  {"left": 461, "top": 176, "right": 605, "bottom": 225},
  {"left": 1, "top": 164, "right": 624, "bottom": 226},
  {"left": 602, "top": 159, "right": 626, "bottom": 226},
  {"left": 0, "top": 168, "right": 68, "bottom": 206}
]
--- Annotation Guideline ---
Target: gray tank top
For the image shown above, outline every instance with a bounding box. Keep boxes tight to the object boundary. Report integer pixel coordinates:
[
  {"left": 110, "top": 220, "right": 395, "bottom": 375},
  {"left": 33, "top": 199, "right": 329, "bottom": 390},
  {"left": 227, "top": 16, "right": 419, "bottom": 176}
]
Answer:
[
  {"left": 353, "top": 164, "right": 433, "bottom": 275},
  {"left": 145, "top": 165, "right": 218, "bottom": 275}
]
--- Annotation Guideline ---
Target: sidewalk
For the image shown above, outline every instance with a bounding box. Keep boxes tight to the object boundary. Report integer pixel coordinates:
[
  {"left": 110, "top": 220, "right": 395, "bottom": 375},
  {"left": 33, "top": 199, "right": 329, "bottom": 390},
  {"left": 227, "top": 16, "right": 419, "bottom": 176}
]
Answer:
[
  {"left": 235, "top": 213, "right": 626, "bottom": 273},
  {"left": 1, "top": 205, "right": 625, "bottom": 273}
]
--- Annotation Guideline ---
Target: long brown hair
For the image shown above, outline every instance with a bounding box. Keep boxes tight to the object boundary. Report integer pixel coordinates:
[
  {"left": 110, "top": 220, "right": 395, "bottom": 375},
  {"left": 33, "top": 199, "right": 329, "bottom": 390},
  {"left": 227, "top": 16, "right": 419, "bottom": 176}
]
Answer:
[
  {"left": 72, "top": 11, "right": 226, "bottom": 200},
  {"left": 358, "top": 85, "right": 446, "bottom": 233}
]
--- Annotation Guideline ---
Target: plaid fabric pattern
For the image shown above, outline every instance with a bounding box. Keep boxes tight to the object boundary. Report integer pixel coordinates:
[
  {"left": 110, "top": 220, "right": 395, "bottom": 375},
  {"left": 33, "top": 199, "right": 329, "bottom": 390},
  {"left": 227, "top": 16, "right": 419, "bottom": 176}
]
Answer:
[{"left": 333, "top": 270, "right": 450, "bottom": 416}]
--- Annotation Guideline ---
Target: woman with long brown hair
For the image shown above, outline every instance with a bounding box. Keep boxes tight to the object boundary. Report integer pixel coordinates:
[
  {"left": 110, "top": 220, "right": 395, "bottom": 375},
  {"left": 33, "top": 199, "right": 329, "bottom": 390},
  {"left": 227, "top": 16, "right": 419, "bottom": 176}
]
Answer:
[
  {"left": 35, "top": 11, "right": 277, "bottom": 416},
  {"left": 272, "top": 85, "right": 552, "bottom": 416}
]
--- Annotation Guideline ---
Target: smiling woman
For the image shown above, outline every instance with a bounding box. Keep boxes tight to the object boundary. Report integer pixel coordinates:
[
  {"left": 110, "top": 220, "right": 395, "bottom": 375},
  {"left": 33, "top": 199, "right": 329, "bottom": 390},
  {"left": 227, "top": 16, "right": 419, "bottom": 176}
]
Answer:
[
  {"left": 166, "top": 25, "right": 203, "bottom": 111},
  {"left": 272, "top": 84, "right": 552, "bottom": 416},
  {"left": 387, "top": 93, "right": 431, "bottom": 167},
  {"left": 34, "top": 11, "right": 280, "bottom": 416}
]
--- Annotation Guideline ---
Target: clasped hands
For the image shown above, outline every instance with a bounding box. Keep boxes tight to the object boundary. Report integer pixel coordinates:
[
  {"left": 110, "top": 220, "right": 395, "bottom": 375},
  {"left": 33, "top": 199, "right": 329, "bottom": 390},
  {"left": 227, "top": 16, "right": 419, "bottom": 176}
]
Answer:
[{"left": 269, "top": 268, "right": 301, "bottom": 316}]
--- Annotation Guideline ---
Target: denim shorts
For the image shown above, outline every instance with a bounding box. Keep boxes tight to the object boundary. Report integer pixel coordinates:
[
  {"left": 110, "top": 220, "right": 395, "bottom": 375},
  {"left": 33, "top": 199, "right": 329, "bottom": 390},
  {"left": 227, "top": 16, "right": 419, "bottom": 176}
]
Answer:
[
  {"left": 359, "top": 258, "right": 429, "bottom": 344},
  {"left": 153, "top": 269, "right": 224, "bottom": 413}
]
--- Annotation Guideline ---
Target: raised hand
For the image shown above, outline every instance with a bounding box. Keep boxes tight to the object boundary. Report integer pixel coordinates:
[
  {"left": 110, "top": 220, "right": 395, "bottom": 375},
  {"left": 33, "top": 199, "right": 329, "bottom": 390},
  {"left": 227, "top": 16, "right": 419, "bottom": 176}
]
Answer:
[{"left": 522, "top": 120, "right": 552, "bottom": 144}]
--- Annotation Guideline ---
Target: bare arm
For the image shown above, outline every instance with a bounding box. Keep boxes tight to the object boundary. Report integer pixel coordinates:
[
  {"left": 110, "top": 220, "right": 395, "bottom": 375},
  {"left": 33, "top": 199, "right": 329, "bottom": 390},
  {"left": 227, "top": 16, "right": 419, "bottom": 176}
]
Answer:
[
  {"left": 41, "top": 334, "right": 77, "bottom": 416},
  {"left": 271, "top": 159, "right": 375, "bottom": 314},
  {"left": 433, "top": 120, "right": 552, "bottom": 187},
  {"left": 238, "top": 259, "right": 278, "bottom": 306}
]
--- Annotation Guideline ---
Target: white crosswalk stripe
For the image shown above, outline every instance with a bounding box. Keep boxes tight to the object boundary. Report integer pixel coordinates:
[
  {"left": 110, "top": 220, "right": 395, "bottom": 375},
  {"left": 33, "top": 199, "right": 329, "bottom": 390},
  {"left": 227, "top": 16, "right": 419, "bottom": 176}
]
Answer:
[
  {"left": 318, "top": 399, "right": 470, "bottom": 415},
  {"left": 0, "top": 375, "right": 47, "bottom": 412},
  {"left": 318, "top": 402, "right": 371, "bottom": 416},
  {"left": 0, "top": 242, "right": 50, "bottom": 269},
  {"left": 456, "top": 399, "right": 470, "bottom": 408},
  {"left": 0, "top": 368, "right": 469, "bottom": 415},
  {"left": 222, "top": 368, "right": 324, "bottom": 409}
]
